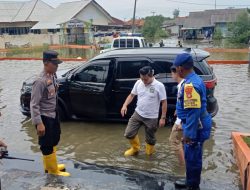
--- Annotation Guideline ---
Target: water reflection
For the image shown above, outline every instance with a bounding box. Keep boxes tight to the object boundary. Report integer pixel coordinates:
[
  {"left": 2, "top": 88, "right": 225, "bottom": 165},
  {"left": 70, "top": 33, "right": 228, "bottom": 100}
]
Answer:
[{"left": 22, "top": 117, "right": 216, "bottom": 177}]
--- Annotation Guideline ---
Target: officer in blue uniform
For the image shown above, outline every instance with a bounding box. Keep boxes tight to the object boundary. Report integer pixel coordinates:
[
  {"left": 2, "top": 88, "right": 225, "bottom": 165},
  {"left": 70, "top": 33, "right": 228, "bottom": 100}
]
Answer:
[{"left": 173, "top": 53, "right": 212, "bottom": 190}]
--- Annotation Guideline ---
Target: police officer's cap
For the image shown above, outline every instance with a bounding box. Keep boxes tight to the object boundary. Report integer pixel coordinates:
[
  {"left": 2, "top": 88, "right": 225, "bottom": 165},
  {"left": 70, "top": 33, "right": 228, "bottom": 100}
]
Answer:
[
  {"left": 173, "top": 53, "right": 193, "bottom": 69},
  {"left": 43, "top": 50, "right": 62, "bottom": 64}
]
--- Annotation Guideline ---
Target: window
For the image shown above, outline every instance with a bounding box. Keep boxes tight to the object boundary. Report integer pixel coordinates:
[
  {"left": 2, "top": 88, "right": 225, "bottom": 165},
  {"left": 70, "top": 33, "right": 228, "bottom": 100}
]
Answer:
[
  {"left": 75, "top": 64, "right": 109, "bottom": 83},
  {"left": 117, "top": 60, "right": 149, "bottom": 79},
  {"left": 134, "top": 39, "right": 140, "bottom": 47},
  {"left": 113, "top": 39, "right": 119, "bottom": 48},
  {"left": 127, "top": 39, "right": 133, "bottom": 48},
  {"left": 120, "top": 39, "right": 126, "bottom": 48},
  {"left": 193, "top": 66, "right": 203, "bottom": 75},
  {"left": 151, "top": 61, "right": 173, "bottom": 75}
]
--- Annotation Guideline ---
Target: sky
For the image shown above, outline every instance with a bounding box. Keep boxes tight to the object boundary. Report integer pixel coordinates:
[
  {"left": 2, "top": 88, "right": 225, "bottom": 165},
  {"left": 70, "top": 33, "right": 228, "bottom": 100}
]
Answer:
[{"left": 3, "top": 0, "right": 250, "bottom": 19}]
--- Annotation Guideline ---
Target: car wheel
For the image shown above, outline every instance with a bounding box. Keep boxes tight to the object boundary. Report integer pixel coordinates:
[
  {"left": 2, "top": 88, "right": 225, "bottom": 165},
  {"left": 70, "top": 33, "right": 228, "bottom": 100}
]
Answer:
[{"left": 58, "top": 105, "right": 67, "bottom": 122}]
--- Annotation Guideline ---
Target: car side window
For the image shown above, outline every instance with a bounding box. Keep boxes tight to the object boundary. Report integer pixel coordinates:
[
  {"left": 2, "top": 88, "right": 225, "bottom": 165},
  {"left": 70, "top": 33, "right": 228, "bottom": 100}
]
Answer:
[
  {"left": 152, "top": 61, "right": 172, "bottom": 75},
  {"left": 117, "top": 60, "right": 149, "bottom": 79},
  {"left": 134, "top": 39, "right": 140, "bottom": 47},
  {"left": 113, "top": 39, "right": 119, "bottom": 48},
  {"left": 193, "top": 66, "right": 203, "bottom": 75},
  {"left": 120, "top": 39, "right": 126, "bottom": 48},
  {"left": 75, "top": 64, "right": 109, "bottom": 83},
  {"left": 127, "top": 39, "right": 133, "bottom": 48}
]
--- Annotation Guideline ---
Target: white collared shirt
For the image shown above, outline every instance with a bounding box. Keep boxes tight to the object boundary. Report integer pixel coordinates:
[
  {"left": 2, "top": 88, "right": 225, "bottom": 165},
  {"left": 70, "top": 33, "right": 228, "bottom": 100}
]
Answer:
[
  {"left": 131, "top": 78, "right": 167, "bottom": 119},
  {"left": 175, "top": 79, "right": 185, "bottom": 125}
]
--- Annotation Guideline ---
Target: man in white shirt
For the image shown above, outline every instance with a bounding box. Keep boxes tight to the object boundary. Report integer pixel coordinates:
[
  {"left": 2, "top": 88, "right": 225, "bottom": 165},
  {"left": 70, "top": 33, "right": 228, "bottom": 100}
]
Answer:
[{"left": 121, "top": 66, "right": 167, "bottom": 156}]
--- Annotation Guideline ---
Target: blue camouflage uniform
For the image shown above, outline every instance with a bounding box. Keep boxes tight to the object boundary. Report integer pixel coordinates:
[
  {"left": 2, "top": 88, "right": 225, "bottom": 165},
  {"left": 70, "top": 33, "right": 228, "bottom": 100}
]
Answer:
[{"left": 174, "top": 53, "right": 212, "bottom": 188}]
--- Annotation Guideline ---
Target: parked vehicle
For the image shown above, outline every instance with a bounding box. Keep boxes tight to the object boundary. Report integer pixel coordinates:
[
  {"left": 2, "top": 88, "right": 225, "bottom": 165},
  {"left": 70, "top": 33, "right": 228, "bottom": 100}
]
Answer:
[
  {"left": 20, "top": 47, "right": 218, "bottom": 122},
  {"left": 100, "top": 36, "right": 147, "bottom": 53}
]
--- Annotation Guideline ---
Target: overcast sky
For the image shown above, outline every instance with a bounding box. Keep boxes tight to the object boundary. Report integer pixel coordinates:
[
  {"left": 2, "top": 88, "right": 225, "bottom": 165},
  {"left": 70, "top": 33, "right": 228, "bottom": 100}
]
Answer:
[{"left": 3, "top": 0, "right": 250, "bottom": 19}]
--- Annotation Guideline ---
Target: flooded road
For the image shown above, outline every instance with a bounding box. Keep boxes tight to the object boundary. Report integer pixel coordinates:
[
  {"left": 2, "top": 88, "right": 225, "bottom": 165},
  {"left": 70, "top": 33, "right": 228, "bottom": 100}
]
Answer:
[{"left": 1, "top": 60, "right": 250, "bottom": 189}]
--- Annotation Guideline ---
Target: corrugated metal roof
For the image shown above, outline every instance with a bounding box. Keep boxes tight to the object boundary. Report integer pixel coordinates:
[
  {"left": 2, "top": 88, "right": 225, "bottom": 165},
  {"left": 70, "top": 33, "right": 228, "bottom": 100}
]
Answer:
[
  {"left": 178, "top": 8, "right": 247, "bottom": 29},
  {"left": 210, "top": 12, "right": 240, "bottom": 24},
  {"left": 32, "top": 0, "right": 92, "bottom": 29},
  {"left": 32, "top": 0, "right": 114, "bottom": 30},
  {"left": 13, "top": 0, "right": 54, "bottom": 22},
  {"left": 0, "top": 1, "right": 24, "bottom": 22},
  {"left": 0, "top": 0, "right": 54, "bottom": 23}
]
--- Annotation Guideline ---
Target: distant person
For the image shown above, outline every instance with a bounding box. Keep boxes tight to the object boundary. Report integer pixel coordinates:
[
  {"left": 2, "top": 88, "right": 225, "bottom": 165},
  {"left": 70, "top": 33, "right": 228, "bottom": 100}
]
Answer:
[
  {"left": 149, "top": 43, "right": 153, "bottom": 47},
  {"left": 173, "top": 53, "right": 212, "bottom": 190},
  {"left": 169, "top": 66, "right": 185, "bottom": 166},
  {"left": 177, "top": 40, "right": 183, "bottom": 48},
  {"left": 159, "top": 40, "right": 165, "bottom": 47},
  {"left": 30, "top": 50, "right": 70, "bottom": 177},
  {"left": 121, "top": 66, "right": 167, "bottom": 156},
  {"left": 205, "top": 30, "right": 208, "bottom": 39}
]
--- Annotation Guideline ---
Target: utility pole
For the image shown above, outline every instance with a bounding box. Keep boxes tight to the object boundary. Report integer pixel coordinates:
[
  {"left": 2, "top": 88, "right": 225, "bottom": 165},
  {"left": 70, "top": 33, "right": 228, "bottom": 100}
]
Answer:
[
  {"left": 132, "top": 0, "right": 137, "bottom": 34},
  {"left": 215, "top": 0, "right": 217, "bottom": 9}
]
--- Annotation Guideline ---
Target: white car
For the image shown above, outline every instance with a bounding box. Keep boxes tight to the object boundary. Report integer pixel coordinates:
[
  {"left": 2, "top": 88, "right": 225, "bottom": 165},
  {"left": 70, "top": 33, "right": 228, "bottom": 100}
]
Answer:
[{"left": 100, "top": 36, "right": 147, "bottom": 53}]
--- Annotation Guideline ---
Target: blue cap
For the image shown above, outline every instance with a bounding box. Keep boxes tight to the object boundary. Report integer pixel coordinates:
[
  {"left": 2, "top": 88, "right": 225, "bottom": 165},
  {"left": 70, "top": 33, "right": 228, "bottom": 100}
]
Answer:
[{"left": 173, "top": 53, "right": 193, "bottom": 68}]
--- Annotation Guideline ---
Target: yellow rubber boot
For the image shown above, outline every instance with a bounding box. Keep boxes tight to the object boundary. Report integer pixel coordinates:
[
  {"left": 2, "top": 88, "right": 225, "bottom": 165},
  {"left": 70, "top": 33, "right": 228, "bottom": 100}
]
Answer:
[
  {"left": 43, "top": 153, "right": 70, "bottom": 177},
  {"left": 53, "top": 147, "right": 66, "bottom": 171},
  {"left": 124, "top": 135, "right": 140, "bottom": 156},
  {"left": 145, "top": 143, "right": 155, "bottom": 155},
  {"left": 43, "top": 147, "right": 65, "bottom": 173},
  {"left": 43, "top": 158, "right": 65, "bottom": 172}
]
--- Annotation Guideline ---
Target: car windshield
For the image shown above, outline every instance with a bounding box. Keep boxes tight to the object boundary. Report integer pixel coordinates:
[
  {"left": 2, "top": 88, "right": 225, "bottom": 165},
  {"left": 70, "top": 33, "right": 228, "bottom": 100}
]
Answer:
[{"left": 63, "top": 64, "right": 82, "bottom": 77}]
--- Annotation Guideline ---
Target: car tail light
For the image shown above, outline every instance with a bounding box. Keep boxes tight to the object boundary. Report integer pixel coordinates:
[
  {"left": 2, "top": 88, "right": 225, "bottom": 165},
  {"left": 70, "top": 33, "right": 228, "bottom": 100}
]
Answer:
[{"left": 204, "top": 78, "right": 217, "bottom": 89}]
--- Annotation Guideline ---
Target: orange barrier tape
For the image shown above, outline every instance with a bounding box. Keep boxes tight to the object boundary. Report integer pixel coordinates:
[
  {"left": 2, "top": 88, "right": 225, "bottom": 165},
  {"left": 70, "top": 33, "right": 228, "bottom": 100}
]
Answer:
[
  {"left": 207, "top": 60, "right": 249, "bottom": 64},
  {"left": 204, "top": 48, "right": 250, "bottom": 53},
  {"left": 49, "top": 45, "right": 96, "bottom": 49}
]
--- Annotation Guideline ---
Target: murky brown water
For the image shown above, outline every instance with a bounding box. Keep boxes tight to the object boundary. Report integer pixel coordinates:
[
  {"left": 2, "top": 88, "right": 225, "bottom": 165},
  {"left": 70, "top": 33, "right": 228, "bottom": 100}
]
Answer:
[{"left": 1, "top": 60, "right": 250, "bottom": 189}]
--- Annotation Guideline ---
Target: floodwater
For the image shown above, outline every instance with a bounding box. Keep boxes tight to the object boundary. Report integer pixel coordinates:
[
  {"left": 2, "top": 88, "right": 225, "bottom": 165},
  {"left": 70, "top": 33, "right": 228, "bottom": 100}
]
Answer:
[{"left": 0, "top": 60, "right": 250, "bottom": 189}]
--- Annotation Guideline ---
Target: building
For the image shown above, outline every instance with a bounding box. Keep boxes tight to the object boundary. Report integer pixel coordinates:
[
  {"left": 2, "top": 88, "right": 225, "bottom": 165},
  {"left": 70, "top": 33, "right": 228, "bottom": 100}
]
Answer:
[
  {"left": 32, "top": 0, "right": 118, "bottom": 32},
  {"left": 124, "top": 19, "right": 145, "bottom": 31},
  {"left": 163, "top": 8, "right": 248, "bottom": 39},
  {"left": 0, "top": 0, "right": 54, "bottom": 35},
  {"left": 162, "top": 17, "right": 187, "bottom": 36},
  {"left": 31, "top": 0, "right": 126, "bottom": 44}
]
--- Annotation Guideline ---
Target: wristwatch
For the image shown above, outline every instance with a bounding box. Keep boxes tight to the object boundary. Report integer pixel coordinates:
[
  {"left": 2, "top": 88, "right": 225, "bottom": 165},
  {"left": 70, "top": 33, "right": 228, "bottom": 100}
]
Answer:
[{"left": 161, "top": 116, "right": 166, "bottom": 120}]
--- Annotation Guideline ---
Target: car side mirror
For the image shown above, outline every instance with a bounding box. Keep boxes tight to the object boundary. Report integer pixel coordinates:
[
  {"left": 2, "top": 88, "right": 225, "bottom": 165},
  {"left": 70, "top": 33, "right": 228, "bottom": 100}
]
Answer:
[{"left": 69, "top": 73, "right": 77, "bottom": 81}]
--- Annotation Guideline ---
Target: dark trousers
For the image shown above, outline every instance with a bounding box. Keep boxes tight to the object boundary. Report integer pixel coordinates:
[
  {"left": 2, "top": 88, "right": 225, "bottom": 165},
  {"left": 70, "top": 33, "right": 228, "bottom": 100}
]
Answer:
[
  {"left": 36, "top": 115, "right": 61, "bottom": 155},
  {"left": 184, "top": 141, "right": 203, "bottom": 188}
]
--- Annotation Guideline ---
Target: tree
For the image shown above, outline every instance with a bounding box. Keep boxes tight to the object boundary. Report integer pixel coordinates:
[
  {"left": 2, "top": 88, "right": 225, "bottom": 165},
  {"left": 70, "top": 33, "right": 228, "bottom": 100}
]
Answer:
[
  {"left": 213, "top": 27, "right": 223, "bottom": 40},
  {"left": 173, "top": 9, "right": 180, "bottom": 19},
  {"left": 142, "top": 15, "right": 169, "bottom": 42},
  {"left": 228, "top": 11, "right": 250, "bottom": 44}
]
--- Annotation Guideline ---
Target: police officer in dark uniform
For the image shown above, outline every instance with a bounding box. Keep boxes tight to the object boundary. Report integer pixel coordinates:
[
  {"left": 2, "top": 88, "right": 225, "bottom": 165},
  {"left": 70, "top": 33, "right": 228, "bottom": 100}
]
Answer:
[
  {"left": 30, "top": 50, "right": 70, "bottom": 177},
  {"left": 173, "top": 53, "right": 212, "bottom": 190}
]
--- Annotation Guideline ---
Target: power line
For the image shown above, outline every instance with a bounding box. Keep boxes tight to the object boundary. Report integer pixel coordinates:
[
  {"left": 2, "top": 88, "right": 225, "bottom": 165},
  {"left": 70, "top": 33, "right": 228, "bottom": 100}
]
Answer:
[{"left": 165, "top": 0, "right": 250, "bottom": 7}]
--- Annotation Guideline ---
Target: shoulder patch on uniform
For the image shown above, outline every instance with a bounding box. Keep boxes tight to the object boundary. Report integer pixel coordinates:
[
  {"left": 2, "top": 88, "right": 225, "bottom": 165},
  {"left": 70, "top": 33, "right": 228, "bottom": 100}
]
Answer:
[{"left": 184, "top": 83, "right": 201, "bottom": 109}]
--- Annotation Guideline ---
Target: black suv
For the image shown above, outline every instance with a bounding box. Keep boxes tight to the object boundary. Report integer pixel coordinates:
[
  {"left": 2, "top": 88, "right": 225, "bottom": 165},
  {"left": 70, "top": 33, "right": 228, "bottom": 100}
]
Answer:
[{"left": 20, "top": 48, "right": 218, "bottom": 121}]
